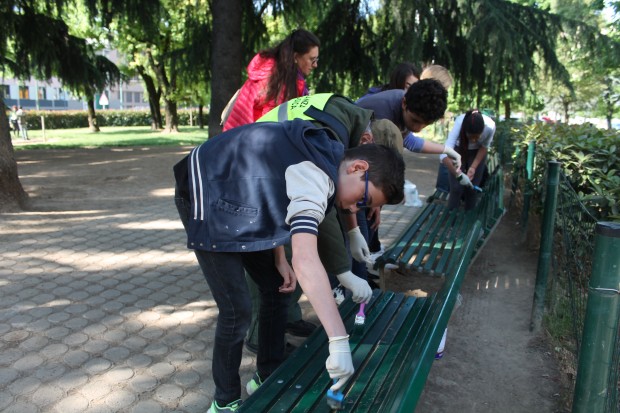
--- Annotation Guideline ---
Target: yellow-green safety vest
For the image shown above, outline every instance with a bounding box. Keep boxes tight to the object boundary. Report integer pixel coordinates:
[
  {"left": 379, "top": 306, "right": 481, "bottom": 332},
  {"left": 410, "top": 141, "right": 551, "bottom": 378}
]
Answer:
[
  {"left": 257, "top": 93, "right": 334, "bottom": 123},
  {"left": 258, "top": 93, "right": 352, "bottom": 142}
]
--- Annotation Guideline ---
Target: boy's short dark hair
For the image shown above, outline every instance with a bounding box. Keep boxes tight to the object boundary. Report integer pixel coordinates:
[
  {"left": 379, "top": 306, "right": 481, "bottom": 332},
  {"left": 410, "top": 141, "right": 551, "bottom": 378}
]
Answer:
[
  {"left": 343, "top": 144, "right": 405, "bottom": 205},
  {"left": 403, "top": 79, "right": 447, "bottom": 124}
]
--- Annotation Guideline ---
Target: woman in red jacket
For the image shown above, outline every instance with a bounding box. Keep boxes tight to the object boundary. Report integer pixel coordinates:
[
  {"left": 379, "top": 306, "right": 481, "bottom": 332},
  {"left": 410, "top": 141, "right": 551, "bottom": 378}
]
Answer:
[{"left": 223, "top": 29, "right": 320, "bottom": 131}]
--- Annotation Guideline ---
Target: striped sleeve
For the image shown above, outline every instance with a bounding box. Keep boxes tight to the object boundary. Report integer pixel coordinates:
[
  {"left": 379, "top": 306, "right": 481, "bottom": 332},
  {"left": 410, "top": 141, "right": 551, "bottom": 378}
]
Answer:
[
  {"left": 285, "top": 161, "right": 334, "bottom": 237},
  {"left": 289, "top": 216, "right": 320, "bottom": 236}
]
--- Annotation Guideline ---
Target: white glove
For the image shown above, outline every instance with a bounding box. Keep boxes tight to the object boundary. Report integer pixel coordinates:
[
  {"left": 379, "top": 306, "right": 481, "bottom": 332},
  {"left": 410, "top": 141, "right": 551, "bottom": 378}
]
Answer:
[
  {"left": 443, "top": 146, "right": 462, "bottom": 170},
  {"left": 456, "top": 172, "right": 474, "bottom": 188},
  {"left": 326, "top": 335, "right": 354, "bottom": 391},
  {"left": 336, "top": 271, "right": 372, "bottom": 303},
  {"left": 347, "top": 226, "right": 370, "bottom": 262}
]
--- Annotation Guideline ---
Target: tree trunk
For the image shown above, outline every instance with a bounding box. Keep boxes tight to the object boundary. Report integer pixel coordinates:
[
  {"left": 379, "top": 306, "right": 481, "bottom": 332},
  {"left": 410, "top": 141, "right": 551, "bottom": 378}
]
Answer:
[
  {"left": 87, "top": 98, "right": 100, "bottom": 132},
  {"left": 147, "top": 51, "right": 179, "bottom": 133},
  {"left": 0, "top": 99, "right": 29, "bottom": 211},
  {"left": 210, "top": 0, "right": 243, "bottom": 138},
  {"left": 137, "top": 65, "right": 162, "bottom": 130},
  {"left": 163, "top": 99, "right": 179, "bottom": 132},
  {"left": 152, "top": 91, "right": 162, "bottom": 130},
  {"left": 198, "top": 104, "right": 204, "bottom": 129},
  {"left": 504, "top": 100, "right": 511, "bottom": 120},
  {"left": 563, "top": 100, "right": 570, "bottom": 124},
  {"left": 603, "top": 78, "right": 618, "bottom": 130}
]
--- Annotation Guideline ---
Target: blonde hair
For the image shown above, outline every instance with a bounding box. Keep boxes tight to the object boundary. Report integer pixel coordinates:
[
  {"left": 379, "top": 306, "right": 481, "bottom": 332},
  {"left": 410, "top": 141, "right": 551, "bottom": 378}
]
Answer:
[
  {"left": 420, "top": 65, "right": 453, "bottom": 90},
  {"left": 370, "top": 119, "right": 404, "bottom": 154}
]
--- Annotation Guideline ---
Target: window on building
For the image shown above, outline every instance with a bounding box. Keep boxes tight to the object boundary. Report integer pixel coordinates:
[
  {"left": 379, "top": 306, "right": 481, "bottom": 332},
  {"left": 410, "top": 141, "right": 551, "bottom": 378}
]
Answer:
[
  {"left": 134, "top": 92, "right": 142, "bottom": 103},
  {"left": 125, "top": 91, "right": 133, "bottom": 103},
  {"left": 0, "top": 85, "right": 9, "bottom": 99},
  {"left": 38, "top": 87, "right": 47, "bottom": 100},
  {"left": 19, "top": 86, "right": 30, "bottom": 99}
]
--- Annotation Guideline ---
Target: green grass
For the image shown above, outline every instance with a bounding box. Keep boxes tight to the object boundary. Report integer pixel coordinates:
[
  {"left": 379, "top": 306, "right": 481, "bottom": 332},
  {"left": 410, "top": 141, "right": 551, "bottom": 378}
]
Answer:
[
  {"left": 12, "top": 123, "right": 447, "bottom": 150},
  {"left": 12, "top": 126, "right": 210, "bottom": 149}
]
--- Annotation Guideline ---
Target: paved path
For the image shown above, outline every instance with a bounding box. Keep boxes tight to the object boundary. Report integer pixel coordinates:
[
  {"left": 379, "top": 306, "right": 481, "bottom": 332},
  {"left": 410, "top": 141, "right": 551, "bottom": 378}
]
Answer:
[{"left": 0, "top": 146, "right": 435, "bottom": 412}]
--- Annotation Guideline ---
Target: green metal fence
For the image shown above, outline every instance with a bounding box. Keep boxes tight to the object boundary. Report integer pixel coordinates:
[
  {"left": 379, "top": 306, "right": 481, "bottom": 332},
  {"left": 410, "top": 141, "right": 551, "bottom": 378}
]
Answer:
[
  {"left": 551, "top": 170, "right": 598, "bottom": 353},
  {"left": 509, "top": 143, "right": 620, "bottom": 412}
]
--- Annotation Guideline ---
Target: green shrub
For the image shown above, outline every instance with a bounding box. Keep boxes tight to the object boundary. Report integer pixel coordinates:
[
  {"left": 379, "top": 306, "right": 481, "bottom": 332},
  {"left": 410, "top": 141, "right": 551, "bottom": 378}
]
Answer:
[
  {"left": 509, "top": 121, "right": 619, "bottom": 221},
  {"left": 21, "top": 109, "right": 209, "bottom": 130}
]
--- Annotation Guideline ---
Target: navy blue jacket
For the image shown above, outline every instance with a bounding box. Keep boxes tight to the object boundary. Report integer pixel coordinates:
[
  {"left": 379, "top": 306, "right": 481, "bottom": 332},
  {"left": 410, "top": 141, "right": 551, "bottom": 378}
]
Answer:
[{"left": 173, "top": 119, "right": 344, "bottom": 252}]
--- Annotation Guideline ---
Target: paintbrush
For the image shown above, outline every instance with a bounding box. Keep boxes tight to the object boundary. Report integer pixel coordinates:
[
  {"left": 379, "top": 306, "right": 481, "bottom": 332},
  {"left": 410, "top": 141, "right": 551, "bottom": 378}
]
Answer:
[
  {"left": 354, "top": 302, "right": 366, "bottom": 326},
  {"left": 326, "top": 379, "right": 345, "bottom": 410}
]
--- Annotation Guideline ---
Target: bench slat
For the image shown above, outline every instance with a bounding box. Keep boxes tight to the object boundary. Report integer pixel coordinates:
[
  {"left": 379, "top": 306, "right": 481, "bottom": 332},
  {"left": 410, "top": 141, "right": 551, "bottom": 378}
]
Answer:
[
  {"left": 421, "top": 209, "right": 461, "bottom": 273},
  {"left": 379, "top": 203, "right": 442, "bottom": 266},
  {"left": 407, "top": 206, "right": 455, "bottom": 270},
  {"left": 272, "top": 292, "right": 407, "bottom": 412},
  {"left": 239, "top": 298, "right": 357, "bottom": 412},
  {"left": 379, "top": 155, "right": 505, "bottom": 277},
  {"left": 240, "top": 222, "right": 482, "bottom": 412}
]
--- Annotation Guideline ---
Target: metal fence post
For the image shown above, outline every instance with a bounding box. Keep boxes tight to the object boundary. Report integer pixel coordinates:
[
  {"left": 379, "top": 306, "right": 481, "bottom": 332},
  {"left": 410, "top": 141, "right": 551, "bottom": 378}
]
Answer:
[
  {"left": 529, "top": 161, "right": 560, "bottom": 332},
  {"left": 572, "top": 222, "right": 620, "bottom": 413},
  {"left": 520, "top": 140, "right": 536, "bottom": 238}
]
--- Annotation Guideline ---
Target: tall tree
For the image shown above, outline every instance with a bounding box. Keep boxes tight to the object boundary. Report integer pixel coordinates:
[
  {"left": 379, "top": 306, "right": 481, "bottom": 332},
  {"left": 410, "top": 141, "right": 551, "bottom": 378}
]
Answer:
[
  {"left": 74, "top": 55, "right": 122, "bottom": 132},
  {"left": 63, "top": 4, "right": 123, "bottom": 132},
  {"left": 0, "top": 0, "right": 155, "bottom": 211},
  {"left": 0, "top": 1, "right": 110, "bottom": 210},
  {"left": 107, "top": 0, "right": 211, "bottom": 133},
  {"left": 207, "top": 0, "right": 242, "bottom": 137},
  {"left": 537, "top": 0, "right": 620, "bottom": 124}
]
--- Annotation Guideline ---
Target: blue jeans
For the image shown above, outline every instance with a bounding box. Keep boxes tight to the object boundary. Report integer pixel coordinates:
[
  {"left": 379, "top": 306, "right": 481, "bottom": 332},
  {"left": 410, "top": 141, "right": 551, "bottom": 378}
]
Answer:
[{"left": 175, "top": 191, "right": 290, "bottom": 405}]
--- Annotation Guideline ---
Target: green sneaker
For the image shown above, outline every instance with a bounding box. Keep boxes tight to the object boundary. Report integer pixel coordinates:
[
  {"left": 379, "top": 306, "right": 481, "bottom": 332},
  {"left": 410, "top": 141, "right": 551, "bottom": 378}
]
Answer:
[
  {"left": 246, "top": 372, "right": 263, "bottom": 396},
  {"left": 208, "top": 399, "right": 242, "bottom": 412}
]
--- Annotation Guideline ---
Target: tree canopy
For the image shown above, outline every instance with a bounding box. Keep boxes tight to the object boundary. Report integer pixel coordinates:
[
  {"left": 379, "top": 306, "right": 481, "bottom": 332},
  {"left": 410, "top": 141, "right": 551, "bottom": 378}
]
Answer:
[{"left": 1, "top": 0, "right": 618, "bottom": 211}]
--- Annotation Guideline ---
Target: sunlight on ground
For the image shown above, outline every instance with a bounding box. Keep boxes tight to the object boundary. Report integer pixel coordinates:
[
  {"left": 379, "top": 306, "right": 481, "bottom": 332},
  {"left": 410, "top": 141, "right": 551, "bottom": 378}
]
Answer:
[
  {"left": 476, "top": 275, "right": 531, "bottom": 290},
  {"left": 117, "top": 219, "right": 181, "bottom": 230},
  {"left": 150, "top": 188, "right": 175, "bottom": 197}
]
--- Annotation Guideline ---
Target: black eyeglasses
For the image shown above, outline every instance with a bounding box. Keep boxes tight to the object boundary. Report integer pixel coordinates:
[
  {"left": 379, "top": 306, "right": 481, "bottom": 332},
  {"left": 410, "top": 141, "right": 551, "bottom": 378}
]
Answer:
[{"left": 356, "top": 171, "right": 369, "bottom": 209}]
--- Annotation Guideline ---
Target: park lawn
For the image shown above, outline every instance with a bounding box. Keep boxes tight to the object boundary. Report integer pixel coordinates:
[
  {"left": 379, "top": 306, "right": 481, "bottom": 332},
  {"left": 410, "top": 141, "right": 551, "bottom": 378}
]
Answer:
[
  {"left": 12, "top": 126, "right": 210, "bottom": 149},
  {"left": 12, "top": 123, "right": 448, "bottom": 150}
]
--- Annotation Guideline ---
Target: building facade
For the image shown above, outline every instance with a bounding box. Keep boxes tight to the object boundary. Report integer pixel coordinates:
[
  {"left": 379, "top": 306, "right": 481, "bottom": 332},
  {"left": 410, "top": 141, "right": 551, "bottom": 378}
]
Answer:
[{"left": 1, "top": 49, "right": 149, "bottom": 111}]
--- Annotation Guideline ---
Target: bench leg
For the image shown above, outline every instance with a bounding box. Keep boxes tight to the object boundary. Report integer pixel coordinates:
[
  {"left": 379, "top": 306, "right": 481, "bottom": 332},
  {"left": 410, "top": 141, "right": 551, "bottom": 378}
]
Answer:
[{"left": 379, "top": 267, "right": 386, "bottom": 290}]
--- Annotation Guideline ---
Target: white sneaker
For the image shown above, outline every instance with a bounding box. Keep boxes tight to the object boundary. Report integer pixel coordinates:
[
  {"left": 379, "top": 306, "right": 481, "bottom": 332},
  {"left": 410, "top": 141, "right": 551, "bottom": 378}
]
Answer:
[
  {"left": 366, "top": 249, "right": 385, "bottom": 263},
  {"left": 367, "top": 266, "right": 380, "bottom": 277}
]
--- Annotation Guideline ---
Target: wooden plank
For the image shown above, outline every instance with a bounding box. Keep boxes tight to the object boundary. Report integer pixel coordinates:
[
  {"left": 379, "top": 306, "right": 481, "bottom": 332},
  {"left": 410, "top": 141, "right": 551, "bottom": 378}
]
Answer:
[
  {"left": 398, "top": 204, "right": 444, "bottom": 267},
  {"left": 237, "top": 298, "right": 358, "bottom": 412},
  {"left": 240, "top": 223, "right": 483, "bottom": 413},
  {"left": 378, "top": 203, "right": 441, "bottom": 267},
  {"left": 421, "top": 208, "right": 460, "bottom": 274},
  {"left": 409, "top": 206, "right": 454, "bottom": 270},
  {"left": 379, "top": 222, "right": 481, "bottom": 412},
  {"left": 283, "top": 292, "right": 407, "bottom": 412},
  {"left": 433, "top": 209, "right": 472, "bottom": 276}
]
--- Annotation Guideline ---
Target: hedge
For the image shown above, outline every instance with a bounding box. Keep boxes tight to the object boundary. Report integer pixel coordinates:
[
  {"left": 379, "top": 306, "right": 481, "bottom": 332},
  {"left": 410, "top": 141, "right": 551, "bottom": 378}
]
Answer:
[
  {"left": 505, "top": 120, "right": 619, "bottom": 221},
  {"left": 16, "top": 109, "right": 209, "bottom": 129}
]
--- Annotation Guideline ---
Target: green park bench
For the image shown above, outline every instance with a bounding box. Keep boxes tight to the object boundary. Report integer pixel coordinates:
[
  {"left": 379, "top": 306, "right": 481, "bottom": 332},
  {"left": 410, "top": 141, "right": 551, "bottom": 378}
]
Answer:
[
  {"left": 238, "top": 221, "right": 482, "bottom": 413},
  {"left": 375, "top": 153, "right": 505, "bottom": 286}
]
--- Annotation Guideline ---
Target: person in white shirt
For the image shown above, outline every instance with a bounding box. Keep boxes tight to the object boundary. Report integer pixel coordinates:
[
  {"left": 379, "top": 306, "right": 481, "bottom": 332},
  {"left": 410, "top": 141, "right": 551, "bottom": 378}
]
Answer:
[{"left": 440, "top": 109, "right": 496, "bottom": 210}]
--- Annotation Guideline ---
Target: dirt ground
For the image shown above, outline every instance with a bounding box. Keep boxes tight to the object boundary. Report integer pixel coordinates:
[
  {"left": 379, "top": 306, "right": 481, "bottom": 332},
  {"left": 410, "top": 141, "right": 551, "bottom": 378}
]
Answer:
[{"left": 6, "top": 143, "right": 568, "bottom": 412}]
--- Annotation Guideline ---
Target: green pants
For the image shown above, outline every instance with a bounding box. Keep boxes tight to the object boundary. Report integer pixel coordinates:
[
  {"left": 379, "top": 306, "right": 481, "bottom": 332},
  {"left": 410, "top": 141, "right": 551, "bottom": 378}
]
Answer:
[{"left": 245, "top": 272, "right": 303, "bottom": 348}]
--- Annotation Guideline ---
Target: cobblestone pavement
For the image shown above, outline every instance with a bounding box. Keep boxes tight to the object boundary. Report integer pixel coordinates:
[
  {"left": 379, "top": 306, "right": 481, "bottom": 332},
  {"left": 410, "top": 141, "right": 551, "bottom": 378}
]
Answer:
[{"left": 0, "top": 146, "right": 432, "bottom": 412}]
